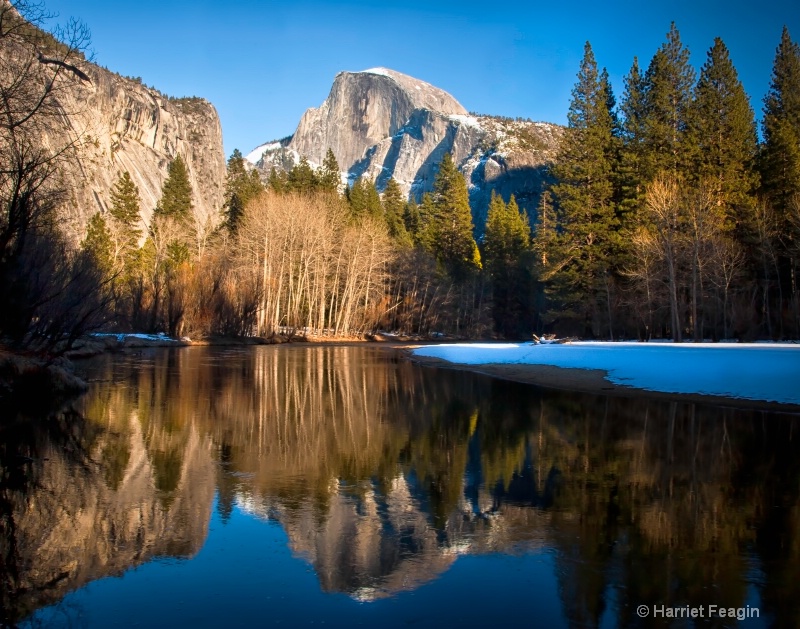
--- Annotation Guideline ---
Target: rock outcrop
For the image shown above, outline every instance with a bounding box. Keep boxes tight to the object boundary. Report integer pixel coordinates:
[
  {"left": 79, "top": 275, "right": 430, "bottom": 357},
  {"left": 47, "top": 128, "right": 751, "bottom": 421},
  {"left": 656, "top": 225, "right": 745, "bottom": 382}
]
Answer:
[
  {"left": 248, "top": 68, "right": 562, "bottom": 229},
  {"left": 16, "top": 52, "right": 227, "bottom": 239}
]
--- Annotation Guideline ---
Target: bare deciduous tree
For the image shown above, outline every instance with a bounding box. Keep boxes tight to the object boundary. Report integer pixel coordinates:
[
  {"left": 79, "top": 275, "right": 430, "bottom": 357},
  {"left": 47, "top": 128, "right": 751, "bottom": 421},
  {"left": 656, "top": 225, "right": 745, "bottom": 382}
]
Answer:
[{"left": 0, "top": 1, "right": 106, "bottom": 352}]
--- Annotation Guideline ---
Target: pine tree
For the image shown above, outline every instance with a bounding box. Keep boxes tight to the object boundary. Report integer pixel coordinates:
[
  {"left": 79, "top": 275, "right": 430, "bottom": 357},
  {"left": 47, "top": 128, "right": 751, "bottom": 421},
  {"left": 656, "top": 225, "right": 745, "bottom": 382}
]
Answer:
[
  {"left": 382, "top": 178, "right": 412, "bottom": 245},
  {"left": 156, "top": 154, "right": 193, "bottom": 220},
  {"left": 403, "top": 198, "right": 421, "bottom": 241},
  {"left": 107, "top": 171, "right": 143, "bottom": 283},
  {"left": 82, "top": 212, "right": 113, "bottom": 277},
  {"left": 110, "top": 171, "right": 141, "bottom": 228},
  {"left": 484, "top": 193, "right": 529, "bottom": 273},
  {"left": 618, "top": 57, "right": 648, "bottom": 222},
  {"left": 223, "top": 149, "right": 264, "bottom": 233},
  {"left": 641, "top": 23, "right": 697, "bottom": 179},
  {"left": 760, "top": 26, "right": 800, "bottom": 336},
  {"left": 286, "top": 156, "right": 318, "bottom": 193},
  {"left": 761, "top": 26, "right": 800, "bottom": 214},
  {"left": 430, "top": 153, "right": 481, "bottom": 280},
  {"left": 267, "top": 167, "right": 288, "bottom": 194},
  {"left": 318, "top": 148, "right": 341, "bottom": 192},
  {"left": 484, "top": 192, "right": 531, "bottom": 335},
  {"left": 416, "top": 193, "right": 437, "bottom": 251},
  {"left": 109, "top": 171, "right": 142, "bottom": 251},
  {"left": 691, "top": 37, "right": 758, "bottom": 227},
  {"left": 347, "top": 177, "right": 381, "bottom": 219},
  {"left": 548, "top": 42, "right": 618, "bottom": 336}
]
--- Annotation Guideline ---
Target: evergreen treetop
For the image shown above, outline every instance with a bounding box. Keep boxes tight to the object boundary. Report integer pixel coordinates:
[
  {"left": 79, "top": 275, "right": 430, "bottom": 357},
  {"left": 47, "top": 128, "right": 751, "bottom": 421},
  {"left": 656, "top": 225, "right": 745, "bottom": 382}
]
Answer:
[
  {"left": 430, "top": 153, "right": 481, "bottom": 280},
  {"left": 382, "top": 178, "right": 412, "bottom": 245},
  {"left": 110, "top": 171, "right": 142, "bottom": 228},
  {"left": 761, "top": 26, "right": 800, "bottom": 212},
  {"left": 691, "top": 37, "right": 759, "bottom": 221},
  {"left": 223, "top": 148, "right": 264, "bottom": 233},
  {"left": 319, "top": 149, "right": 341, "bottom": 192},
  {"left": 641, "top": 23, "right": 697, "bottom": 177},
  {"left": 484, "top": 192, "right": 530, "bottom": 274},
  {"left": 156, "top": 154, "right": 193, "bottom": 220},
  {"left": 286, "top": 156, "right": 318, "bottom": 193},
  {"left": 347, "top": 177, "right": 382, "bottom": 220}
]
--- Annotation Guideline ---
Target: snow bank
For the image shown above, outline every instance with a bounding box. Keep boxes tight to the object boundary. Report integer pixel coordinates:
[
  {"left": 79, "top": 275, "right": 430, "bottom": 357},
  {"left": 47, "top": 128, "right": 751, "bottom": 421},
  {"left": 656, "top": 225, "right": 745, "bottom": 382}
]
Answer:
[
  {"left": 412, "top": 342, "right": 800, "bottom": 405},
  {"left": 91, "top": 332, "right": 185, "bottom": 345}
]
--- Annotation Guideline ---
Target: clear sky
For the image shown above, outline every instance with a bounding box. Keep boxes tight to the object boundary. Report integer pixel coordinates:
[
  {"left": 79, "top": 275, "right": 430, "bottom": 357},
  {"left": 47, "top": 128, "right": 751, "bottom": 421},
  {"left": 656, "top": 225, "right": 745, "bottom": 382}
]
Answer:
[{"left": 41, "top": 0, "right": 800, "bottom": 158}]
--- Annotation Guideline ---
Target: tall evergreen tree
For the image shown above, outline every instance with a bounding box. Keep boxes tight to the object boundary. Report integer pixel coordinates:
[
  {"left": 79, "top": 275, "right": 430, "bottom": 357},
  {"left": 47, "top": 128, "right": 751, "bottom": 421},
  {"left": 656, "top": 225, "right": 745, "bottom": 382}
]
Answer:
[
  {"left": 403, "top": 198, "right": 421, "bottom": 241},
  {"left": 548, "top": 42, "right": 618, "bottom": 337},
  {"left": 223, "top": 149, "right": 264, "bottom": 233},
  {"left": 484, "top": 192, "right": 531, "bottom": 335},
  {"left": 760, "top": 26, "right": 800, "bottom": 336},
  {"left": 318, "top": 148, "right": 341, "bottom": 193},
  {"left": 382, "top": 178, "right": 412, "bottom": 245},
  {"left": 430, "top": 153, "right": 481, "bottom": 280},
  {"left": 416, "top": 193, "right": 437, "bottom": 251},
  {"left": 618, "top": 57, "right": 648, "bottom": 222},
  {"left": 347, "top": 177, "right": 382, "bottom": 220},
  {"left": 109, "top": 171, "right": 142, "bottom": 254},
  {"left": 761, "top": 26, "right": 800, "bottom": 214},
  {"left": 641, "top": 23, "right": 697, "bottom": 179},
  {"left": 110, "top": 171, "right": 142, "bottom": 228},
  {"left": 82, "top": 212, "right": 114, "bottom": 277},
  {"left": 106, "top": 171, "right": 144, "bottom": 287},
  {"left": 691, "top": 37, "right": 758, "bottom": 227},
  {"left": 286, "top": 156, "right": 318, "bottom": 193},
  {"left": 155, "top": 154, "right": 193, "bottom": 220},
  {"left": 153, "top": 155, "right": 194, "bottom": 269}
]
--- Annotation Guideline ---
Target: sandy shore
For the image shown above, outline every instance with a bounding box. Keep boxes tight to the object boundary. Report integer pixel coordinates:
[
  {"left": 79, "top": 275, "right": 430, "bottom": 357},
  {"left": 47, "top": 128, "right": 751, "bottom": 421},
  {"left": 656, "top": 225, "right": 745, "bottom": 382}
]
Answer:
[{"left": 397, "top": 346, "right": 800, "bottom": 413}]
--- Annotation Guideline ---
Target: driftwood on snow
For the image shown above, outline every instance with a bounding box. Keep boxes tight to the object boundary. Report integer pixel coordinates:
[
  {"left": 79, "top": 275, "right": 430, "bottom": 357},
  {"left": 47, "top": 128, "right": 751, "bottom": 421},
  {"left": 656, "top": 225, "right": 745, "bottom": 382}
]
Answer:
[{"left": 531, "top": 334, "right": 576, "bottom": 345}]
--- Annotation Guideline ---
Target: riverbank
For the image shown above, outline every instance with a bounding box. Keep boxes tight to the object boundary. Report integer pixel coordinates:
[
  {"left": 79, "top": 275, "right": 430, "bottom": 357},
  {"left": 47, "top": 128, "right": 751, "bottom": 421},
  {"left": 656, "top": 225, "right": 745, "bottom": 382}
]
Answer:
[
  {"left": 402, "top": 344, "right": 800, "bottom": 413},
  {"left": 0, "top": 350, "right": 89, "bottom": 411},
  {"left": 10, "top": 335, "right": 798, "bottom": 414}
]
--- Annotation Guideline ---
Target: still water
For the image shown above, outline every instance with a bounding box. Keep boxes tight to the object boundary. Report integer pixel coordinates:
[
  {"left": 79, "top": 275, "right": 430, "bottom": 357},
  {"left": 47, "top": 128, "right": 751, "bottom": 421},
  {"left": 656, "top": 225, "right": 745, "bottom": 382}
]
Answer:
[{"left": 2, "top": 345, "right": 799, "bottom": 628}]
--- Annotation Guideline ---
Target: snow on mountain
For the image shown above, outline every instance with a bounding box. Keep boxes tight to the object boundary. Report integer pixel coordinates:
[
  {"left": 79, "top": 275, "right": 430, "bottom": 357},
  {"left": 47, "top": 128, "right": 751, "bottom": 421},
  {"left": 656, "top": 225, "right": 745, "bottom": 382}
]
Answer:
[
  {"left": 246, "top": 68, "right": 562, "bottom": 230},
  {"left": 246, "top": 141, "right": 282, "bottom": 164}
]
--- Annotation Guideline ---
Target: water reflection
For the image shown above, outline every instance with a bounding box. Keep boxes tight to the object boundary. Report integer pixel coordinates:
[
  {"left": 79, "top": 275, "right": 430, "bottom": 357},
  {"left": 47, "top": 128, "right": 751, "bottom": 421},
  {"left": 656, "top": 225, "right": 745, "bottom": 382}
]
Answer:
[{"left": 2, "top": 346, "right": 800, "bottom": 626}]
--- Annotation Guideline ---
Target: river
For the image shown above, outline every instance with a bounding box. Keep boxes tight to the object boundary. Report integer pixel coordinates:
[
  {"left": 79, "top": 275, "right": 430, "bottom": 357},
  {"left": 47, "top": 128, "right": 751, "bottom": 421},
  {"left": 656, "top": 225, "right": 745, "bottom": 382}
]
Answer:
[{"left": 1, "top": 345, "right": 798, "bottom": 627}]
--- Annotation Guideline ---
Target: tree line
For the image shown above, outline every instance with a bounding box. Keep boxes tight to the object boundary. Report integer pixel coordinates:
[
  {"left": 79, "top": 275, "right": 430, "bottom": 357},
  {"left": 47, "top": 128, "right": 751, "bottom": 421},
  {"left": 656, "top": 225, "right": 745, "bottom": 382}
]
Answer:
[
  {"left": 535, "top": 24, "right": 800, "bottom": 341},
  {"left": 80, "top": 147, "right": 491, "bottom": 338},
  {"left": 4, "top": 4, "right": 800, "bottom": 348}
]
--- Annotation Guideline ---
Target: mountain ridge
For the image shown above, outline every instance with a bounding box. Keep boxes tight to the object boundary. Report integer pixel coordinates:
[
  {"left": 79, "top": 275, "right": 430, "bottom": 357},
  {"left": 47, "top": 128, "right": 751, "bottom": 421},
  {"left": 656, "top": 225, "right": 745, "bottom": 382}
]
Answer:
[{"left": 247, "top": 67, "right": 561, "bottom": 228}]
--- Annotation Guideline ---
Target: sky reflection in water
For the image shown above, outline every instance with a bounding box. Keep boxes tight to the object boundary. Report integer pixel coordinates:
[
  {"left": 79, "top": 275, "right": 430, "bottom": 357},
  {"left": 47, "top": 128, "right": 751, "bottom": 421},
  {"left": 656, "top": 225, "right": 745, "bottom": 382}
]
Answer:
[{"left": 3, "top": 346, "right": 796, "bottom": 628}]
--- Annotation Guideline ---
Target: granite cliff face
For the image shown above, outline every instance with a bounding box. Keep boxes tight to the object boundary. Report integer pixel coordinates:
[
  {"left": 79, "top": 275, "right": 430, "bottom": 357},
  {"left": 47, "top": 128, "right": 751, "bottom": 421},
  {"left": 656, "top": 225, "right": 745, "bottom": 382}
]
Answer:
[
  {"left": 248, "top": 68, "right": 562, "bottom": 228},
  {"left": 24, "top": 56, "right": 226, "bottom": 238},
  {"left": 289, "top": 68, "right": 468, "bottom": 170}
]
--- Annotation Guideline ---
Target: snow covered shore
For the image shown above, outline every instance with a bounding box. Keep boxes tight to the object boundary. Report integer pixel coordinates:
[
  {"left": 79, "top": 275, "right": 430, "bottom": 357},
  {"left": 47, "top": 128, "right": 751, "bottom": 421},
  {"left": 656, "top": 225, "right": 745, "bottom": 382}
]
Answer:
[{"left": 412, "top": 342, "right": 800, "bottom": 405}]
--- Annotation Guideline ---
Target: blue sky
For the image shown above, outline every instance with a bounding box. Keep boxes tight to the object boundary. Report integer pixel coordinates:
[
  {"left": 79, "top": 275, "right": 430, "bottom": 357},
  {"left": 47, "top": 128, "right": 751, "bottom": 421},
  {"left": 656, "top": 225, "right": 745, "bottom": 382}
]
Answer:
[{"left": 43, "top": 0, "right": 800, "bottom": 157}]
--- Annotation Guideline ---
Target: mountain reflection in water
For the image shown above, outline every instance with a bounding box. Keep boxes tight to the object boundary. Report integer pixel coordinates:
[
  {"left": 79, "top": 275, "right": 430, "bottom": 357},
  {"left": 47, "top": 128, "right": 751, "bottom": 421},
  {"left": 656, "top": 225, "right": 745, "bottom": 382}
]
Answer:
[{"left": 2, "top": 345, "right": 800, "bottom": 627}]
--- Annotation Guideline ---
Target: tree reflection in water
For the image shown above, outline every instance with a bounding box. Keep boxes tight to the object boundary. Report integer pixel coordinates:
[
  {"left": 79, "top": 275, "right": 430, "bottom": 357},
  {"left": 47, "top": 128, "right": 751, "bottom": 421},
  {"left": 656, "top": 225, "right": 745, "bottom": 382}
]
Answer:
[{"left": 2, "top": 345, "right": 799, "bottom": 626}]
